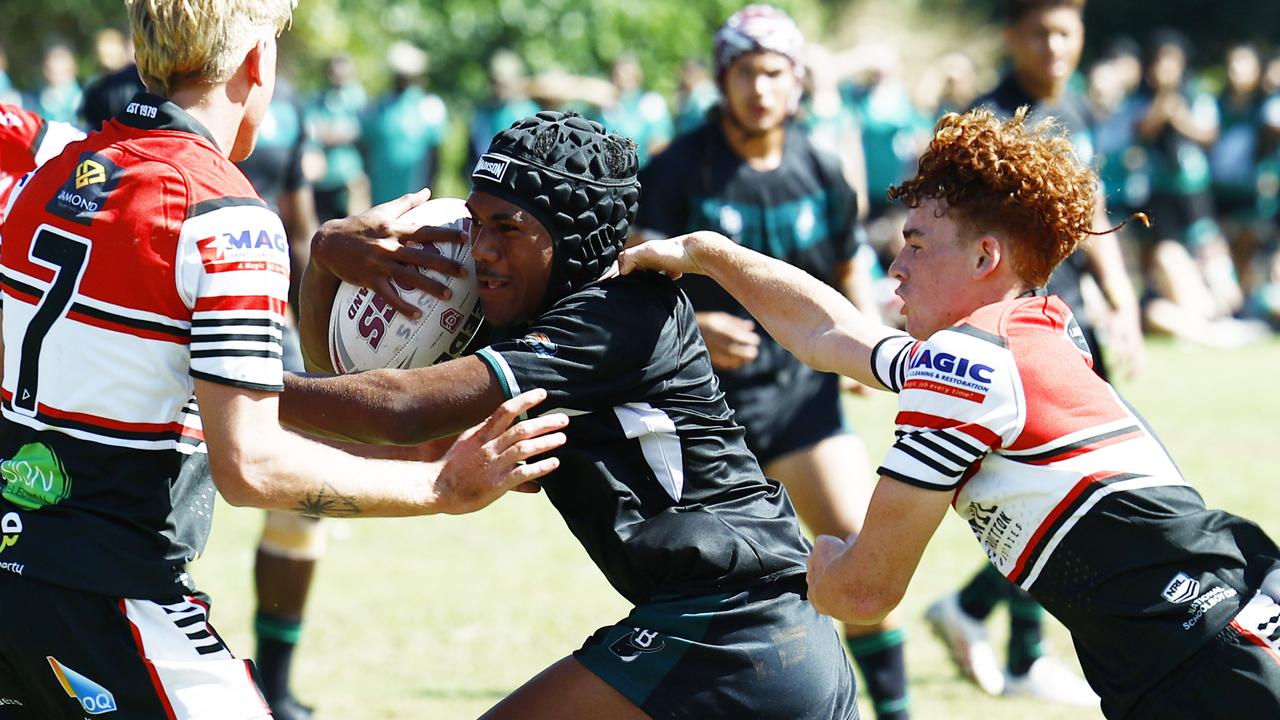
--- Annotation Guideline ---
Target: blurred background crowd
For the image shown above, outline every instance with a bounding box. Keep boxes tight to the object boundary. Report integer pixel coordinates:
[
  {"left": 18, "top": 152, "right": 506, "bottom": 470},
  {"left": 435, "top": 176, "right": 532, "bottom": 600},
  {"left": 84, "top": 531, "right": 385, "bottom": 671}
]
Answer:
[{"left": 4, "top": 0, "right": 1280, "bottom": 348}]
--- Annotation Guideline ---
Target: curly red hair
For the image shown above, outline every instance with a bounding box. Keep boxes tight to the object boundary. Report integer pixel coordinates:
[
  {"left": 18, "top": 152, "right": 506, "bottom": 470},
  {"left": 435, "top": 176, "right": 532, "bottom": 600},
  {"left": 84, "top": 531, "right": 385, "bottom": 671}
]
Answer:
[{"left": 888, "top": 107, "right": 1097, "bottom": 287}]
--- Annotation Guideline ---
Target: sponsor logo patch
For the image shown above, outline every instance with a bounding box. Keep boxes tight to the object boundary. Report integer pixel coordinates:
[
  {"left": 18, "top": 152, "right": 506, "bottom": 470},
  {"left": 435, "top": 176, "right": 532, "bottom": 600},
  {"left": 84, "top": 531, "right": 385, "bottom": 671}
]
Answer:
[
  {"left": 196, "top": 228, "right": 289, "bottom": 275},
  {"left": 609, "top": 628, "right": 665, "bottom": 663},
  {"left": 517, "top": 332, "right": 557, "bottom": 357},
  {"left": 1, "top": 442, "right": 72, "bottom": 510},
  {"left": 46, "top": 152, "right": 121, "bottom": 225},
  {"left": 905, "top": 349, "right": 995, "bottom": 402},
  {"left": 1162, "top": 572, "right": 1199, "bottom": 604},
  {"left": 472, "top": 153, "right": 512, "bottom": 183},
  {"left": 48, "top": 657, "right": 117, "bottom": 715},
  {"left": 0, "top": 512, "right": 22, "bottom": 557}
]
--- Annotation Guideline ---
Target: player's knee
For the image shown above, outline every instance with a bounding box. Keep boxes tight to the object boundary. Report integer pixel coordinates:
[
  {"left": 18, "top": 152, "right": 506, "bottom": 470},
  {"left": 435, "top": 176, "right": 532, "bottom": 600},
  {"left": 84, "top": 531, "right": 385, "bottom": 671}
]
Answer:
[{"left": 258, "top": 510, "right": 326, "bottom": 560}]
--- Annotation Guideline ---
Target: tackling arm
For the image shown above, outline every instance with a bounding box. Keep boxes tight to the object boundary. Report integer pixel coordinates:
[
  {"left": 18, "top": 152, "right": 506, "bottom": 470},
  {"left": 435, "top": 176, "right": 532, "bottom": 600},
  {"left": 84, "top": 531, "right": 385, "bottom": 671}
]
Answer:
[
  {"left": 619, "top": 231, "right": 899, "bottom": 388},
  {"left": 198, "top": 379, "right": 566, "bottom": 517},
  {"left": 806, "top": 476, "right": 952, "bottom": 624}
]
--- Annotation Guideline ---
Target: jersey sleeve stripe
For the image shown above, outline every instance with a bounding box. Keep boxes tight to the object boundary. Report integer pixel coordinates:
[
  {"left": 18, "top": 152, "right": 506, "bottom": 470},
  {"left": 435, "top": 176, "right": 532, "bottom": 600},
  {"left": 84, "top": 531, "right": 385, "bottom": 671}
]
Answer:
[
  {"left": 476, "top": 347, "right": 522, "bottom": 400},
  {"left": 891, "top": 439, "right": 967, "bottom": 477},
  {"left": 194, "top": 295, "right": 286, "bottom": 315},
  {"left": 189, "top": 331, "right": 281, "bottom": 344},
  {"left": 894, "top": 410, "right": 1002, "bottom": 448},
  {"left": 201, "top": 261, "right": 289, "bottom": 277},
  {"left": 191, "top": 317, "right": 282, "bottom": 330},
  {"left": 186, "top": 196, "right": 268, "bottom": 219},
  {"left": 907, "top": 432, "right": 978, "bottom": 467},
  {"left": 189, "top": 369, "right": 283, "bottom": 393},
  {"left": 934, "top": 428, "right": 986, "bottom": 457},
  {"left": 878, "top": 466, "right": 959, "bottom": 491},
  {"left": 871, "top": 334, "right": 913, "bottom": 392},
  {"left": 190, "top": 348, "right": 282, "bottom": 360}
]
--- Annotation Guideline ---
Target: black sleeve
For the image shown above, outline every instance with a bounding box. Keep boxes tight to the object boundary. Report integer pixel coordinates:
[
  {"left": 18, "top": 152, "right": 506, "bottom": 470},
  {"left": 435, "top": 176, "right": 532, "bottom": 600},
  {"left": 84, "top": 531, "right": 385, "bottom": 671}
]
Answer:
[
  {"left": 636, "top": 143, "right": 692, "bottom": 237},
  {"left": 476, "top": 282, "right": 677, "bottom": 414}
]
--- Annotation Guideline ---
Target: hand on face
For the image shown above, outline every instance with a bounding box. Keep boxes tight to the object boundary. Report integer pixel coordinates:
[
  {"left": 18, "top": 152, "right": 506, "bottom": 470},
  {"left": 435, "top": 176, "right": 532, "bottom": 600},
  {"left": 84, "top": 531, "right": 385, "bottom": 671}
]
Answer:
[
  {"left": 433, "top": 388, "right": 569, "bottom": 515},
  {"left": 311, "top": 189, "right": 468, "bottom": 318}
]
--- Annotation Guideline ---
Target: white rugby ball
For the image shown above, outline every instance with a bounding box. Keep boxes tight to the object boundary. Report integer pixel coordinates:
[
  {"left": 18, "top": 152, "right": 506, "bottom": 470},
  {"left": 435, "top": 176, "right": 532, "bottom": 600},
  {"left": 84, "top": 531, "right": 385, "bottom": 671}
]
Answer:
[{"left": 328, "top": 197, "right": 483, "bottom": 373}]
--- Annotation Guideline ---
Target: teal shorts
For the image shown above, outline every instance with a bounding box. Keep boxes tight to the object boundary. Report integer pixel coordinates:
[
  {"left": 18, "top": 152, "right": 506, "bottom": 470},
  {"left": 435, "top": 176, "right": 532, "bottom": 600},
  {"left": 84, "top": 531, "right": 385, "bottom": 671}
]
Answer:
[{"left": 574, "top": 576, "right": 859, "bottom": 719}]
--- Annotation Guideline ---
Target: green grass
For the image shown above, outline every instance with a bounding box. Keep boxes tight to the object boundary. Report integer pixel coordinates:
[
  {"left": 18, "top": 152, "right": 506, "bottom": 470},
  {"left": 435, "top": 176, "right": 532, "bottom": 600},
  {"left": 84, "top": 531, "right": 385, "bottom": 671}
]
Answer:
[{"left": 190, "top": 338, "right": 1280, "bottom": 719}]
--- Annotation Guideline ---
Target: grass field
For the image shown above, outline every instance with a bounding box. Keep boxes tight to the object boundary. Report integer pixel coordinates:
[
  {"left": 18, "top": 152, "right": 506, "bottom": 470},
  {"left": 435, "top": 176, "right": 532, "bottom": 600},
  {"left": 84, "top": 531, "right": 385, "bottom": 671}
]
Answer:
[{"left": 191, "top": 337, "right": 1280, "bottom": 719}]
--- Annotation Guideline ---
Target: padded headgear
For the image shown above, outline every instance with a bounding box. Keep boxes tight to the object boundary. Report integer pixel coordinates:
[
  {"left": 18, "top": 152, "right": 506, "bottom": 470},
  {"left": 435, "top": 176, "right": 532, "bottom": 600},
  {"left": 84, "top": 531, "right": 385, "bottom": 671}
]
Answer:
[
  {"left": 471, "top": 111, "right": 641, "bottom": 309},
  {"left": 713, "top": 4, "right": 807, "bottom": 113}
]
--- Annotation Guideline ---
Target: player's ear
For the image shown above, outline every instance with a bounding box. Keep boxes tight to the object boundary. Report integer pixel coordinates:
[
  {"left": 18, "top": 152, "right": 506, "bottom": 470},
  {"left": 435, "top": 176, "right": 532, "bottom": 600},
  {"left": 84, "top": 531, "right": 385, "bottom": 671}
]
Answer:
[
  {"left": 243, "top": 38, "right": 272, "bottom": 88},
  {"left": 972, "top": 234, "right": 1003, "bottom": 280}
]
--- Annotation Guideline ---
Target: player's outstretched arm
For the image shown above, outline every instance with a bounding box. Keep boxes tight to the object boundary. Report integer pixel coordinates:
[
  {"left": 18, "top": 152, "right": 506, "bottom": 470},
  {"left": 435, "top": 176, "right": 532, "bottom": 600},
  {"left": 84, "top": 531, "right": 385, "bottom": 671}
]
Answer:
[
  {"left": 619, "top": 231, "right": 900, "bottom": 389},
  {"left": 297, "top": 189, "right": 469, "bottom": 372},
  {"left": 806, "top": 476, "right": 952, "bottom": 624},
  {"left": 199, "top": 380, "right": 566, "bottom": 517}
]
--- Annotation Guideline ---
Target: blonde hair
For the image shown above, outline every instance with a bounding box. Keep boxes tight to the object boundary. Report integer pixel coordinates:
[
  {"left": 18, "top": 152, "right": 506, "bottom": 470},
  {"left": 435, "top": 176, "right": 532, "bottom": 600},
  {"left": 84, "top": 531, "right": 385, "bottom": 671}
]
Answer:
[{"left": 126, "top": 0, "right": 296, "bottom": 95}]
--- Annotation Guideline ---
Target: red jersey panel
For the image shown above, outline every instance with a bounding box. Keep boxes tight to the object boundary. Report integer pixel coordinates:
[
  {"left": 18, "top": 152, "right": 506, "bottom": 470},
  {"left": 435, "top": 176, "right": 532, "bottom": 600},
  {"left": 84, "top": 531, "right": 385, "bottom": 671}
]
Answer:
[{"left": 0, "top": 94, "right": 288, "bottom": 598}]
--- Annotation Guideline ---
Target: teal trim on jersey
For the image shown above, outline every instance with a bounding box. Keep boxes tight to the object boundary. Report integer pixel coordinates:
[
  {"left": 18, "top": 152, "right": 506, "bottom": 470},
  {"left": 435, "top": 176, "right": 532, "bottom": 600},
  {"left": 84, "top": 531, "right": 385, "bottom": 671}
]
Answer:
[
  {"left": 476, "top": 347, "right": 520, "bottom": 400},
  {"left": 576, "top": 592, "right": 726, "bottom": 707},
  {"left": 691, "top": 191, "right": 834, "bottom": 257}
]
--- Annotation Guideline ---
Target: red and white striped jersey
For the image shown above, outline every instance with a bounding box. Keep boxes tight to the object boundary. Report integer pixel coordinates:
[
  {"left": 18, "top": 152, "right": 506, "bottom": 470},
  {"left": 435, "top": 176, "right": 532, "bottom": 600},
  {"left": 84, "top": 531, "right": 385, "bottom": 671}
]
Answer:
[
  {"left": 0, "top": 93, "right": 288, "bottom": 598},
  {"left": 871, "top": 291, "right": 1279, "bottom": 717},
  {"left": 0, "top": 103, "right": 84, "bottom": 224}
]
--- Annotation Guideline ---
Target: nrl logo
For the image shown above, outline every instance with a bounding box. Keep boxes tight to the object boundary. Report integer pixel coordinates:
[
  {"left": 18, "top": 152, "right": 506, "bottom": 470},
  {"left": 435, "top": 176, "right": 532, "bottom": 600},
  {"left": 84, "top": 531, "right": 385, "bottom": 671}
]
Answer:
[
  {"left": 75, "top": 159, "right": 106, "bottom": 189},
  {"left": 473, "top": 154, "right": 511, "bottom": 183}
]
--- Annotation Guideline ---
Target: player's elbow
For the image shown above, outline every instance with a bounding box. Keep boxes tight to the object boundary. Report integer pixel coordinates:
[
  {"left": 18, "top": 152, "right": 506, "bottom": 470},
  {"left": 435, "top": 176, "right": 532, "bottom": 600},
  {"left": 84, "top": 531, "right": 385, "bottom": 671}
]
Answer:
[
  {"left": 206, "top": 436, "right": 279, "bottom": 509},
  {"left": 814, "top": 580, "right": 902, "bottom": 626}
]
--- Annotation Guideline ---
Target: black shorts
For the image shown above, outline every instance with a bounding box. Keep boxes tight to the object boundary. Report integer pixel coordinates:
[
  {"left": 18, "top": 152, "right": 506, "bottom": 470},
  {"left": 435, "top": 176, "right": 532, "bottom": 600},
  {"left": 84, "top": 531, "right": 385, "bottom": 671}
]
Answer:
[
  {"left": 1128, "top": 590, "right": 1280, "bottom": 720},
  {"left": 727, "top": 371, "right": 847, "bottom": 467},
  {"left": 0, "top": 576, "right": 269, "bottom": 719},
  {"left": 574, "top": 576, "right": 859, "bottom": 720}
]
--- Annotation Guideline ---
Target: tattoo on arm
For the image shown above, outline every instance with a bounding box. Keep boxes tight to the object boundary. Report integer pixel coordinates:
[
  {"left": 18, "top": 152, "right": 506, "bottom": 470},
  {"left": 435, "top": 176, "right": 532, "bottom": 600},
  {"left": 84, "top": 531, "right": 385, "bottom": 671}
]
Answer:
[{"left": 295, "top": 482, "right": 362, "bottom": 517}]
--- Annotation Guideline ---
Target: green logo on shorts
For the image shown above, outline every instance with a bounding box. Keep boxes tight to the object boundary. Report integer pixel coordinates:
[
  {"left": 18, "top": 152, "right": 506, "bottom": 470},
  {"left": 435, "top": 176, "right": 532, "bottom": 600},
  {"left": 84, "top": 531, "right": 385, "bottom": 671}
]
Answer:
[{"left": 1, "top": 442, "right": 72, "bottom": 510}]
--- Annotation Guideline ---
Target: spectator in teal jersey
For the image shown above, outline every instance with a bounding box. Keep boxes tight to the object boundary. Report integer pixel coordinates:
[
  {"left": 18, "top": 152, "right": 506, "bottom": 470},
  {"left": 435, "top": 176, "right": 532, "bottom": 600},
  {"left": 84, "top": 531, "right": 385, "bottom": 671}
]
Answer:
[
  {"left": 843, "top": 46, "right": 932, "bottom": 261},
  {"left": 593, "top": 54, "right": 674, "bottom": 166},
  {"left": 361, "top": 41, "right": 448, "bottom": 205},
  {"left": 674, "top": 58, "right": 719, "bottom": 135},
  {"left": 1135, "top": 29, "right": 1259, "bottom": 342},
  {"left": 1091, "top": 37, "right": 1150, "bottom": 216},
  {"left": 30, "top": 42, "right": 82, "bottom": 126},
  {"left": 802, "top": 44, "right": 869, "bottom": 225},
  {"left": 467, "top": 50, "right": 539, "bottom": 178},
  {"left": 306, "top": 55, "right": 368, "bottom": 221},
  {"left": 1211, "top": 44, "right": 1268, "bottom": 294}
]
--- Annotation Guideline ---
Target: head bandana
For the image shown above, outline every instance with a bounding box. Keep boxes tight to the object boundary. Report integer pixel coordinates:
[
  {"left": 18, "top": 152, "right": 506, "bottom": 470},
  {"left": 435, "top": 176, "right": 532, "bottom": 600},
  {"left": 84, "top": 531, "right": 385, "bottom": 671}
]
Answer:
[
  {"left": 713, "top": 4, "right": 807, "bottom": 113},
  {"left": 470, "top": 111, "right": 641, "bottom": 311}
]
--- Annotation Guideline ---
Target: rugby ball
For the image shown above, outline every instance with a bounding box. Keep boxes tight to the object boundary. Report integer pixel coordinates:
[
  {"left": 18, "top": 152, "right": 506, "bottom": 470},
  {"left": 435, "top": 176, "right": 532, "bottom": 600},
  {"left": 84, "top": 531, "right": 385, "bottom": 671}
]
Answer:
[{"left": 327, "top": 197, "right": 483, "bottom": 373}]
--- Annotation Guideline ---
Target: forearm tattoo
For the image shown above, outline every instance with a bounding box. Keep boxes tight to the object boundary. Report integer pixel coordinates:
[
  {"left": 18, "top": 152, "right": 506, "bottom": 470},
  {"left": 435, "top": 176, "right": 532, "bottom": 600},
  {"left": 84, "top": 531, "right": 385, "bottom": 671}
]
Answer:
[{"left": 296, "top": 482, "right": 362, "bottom": 517}]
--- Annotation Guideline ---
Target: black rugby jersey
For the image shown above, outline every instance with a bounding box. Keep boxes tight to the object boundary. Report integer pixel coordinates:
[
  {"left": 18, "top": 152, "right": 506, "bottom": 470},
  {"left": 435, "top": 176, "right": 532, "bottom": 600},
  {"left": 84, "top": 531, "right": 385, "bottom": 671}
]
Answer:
[
  {"left": 476, "top": 272, "right": 811, "bottom": 604},
  {"left": 636, "top": 120, "right": 859, "bottom": 397}
]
